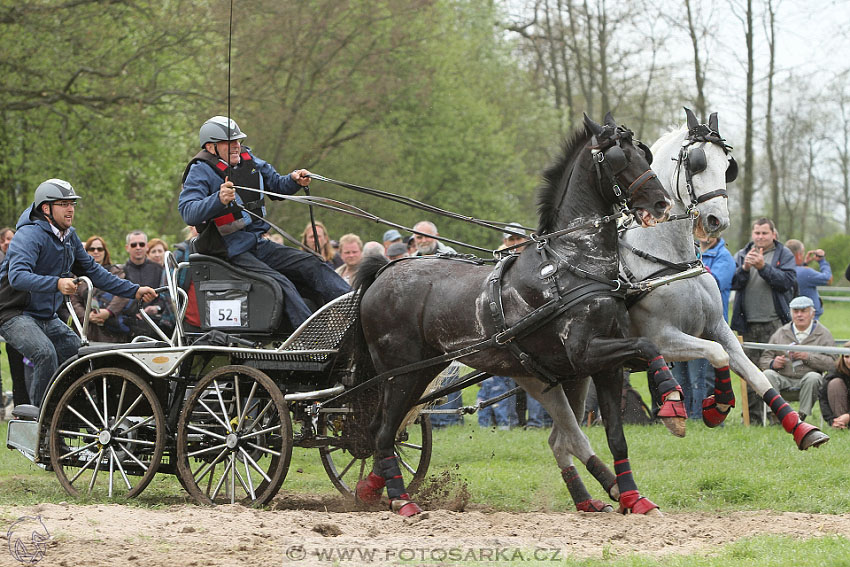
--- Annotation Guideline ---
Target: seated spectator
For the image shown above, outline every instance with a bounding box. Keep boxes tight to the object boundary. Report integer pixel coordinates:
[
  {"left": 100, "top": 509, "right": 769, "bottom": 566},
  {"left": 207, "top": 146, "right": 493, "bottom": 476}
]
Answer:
[
  {"left": 382, "top": 229, "right": 402, "bottom": 252},
  {"left": 335, "top": 233, "right": 363, "bottom": 285},
  {"left": 785, "top": 239, "right": 831, "bottom": 319},
  {"left": 146, "top": 238, "right": 169, "bottom": 268},
  {"left": 301, "top": 221, "right": 342, "bottom": 268},
  {"left": 386, "top": 242, "right": 408, "bottom": 261},
  {"left": 70, "top": 236, "right": 132, "bottom": 343},
  {"left": 362, "top": 241, "right": 386, "bottom": 258},
  {"left": 818, "top": 341, "right": 850, "bottom": 429},
  {"left": 758, "top": 296, "right": 836, "bottom": 422}
]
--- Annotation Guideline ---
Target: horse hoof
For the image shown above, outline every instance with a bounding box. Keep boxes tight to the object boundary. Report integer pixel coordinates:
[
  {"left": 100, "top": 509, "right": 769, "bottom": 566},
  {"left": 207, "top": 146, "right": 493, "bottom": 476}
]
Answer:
[
  {"left": 644, "top": 507, "right": 663, "bottom": 517},
  {"left": 795, "top": 424, "right": 830, "bottom": 450},
  {"left": 355, "top": 473, "right": 385, "bottom": 504},
  {"left": 701, "top": 396, "right": 731, "bottom": 428},
  {"left": 391, "top": 499, "right": 423, "bottom": 517},
  {"left": 576, "top": 499, "right": 613, "bottom": 513},
  {"left": 660, "top": 416, "right": 686, "bottom": 437}
]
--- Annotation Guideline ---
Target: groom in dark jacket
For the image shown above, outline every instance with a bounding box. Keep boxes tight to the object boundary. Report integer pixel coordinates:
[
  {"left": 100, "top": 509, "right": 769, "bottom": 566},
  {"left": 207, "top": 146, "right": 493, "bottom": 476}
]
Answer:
[{"left": 0, "top": 179, "right": 156, "bottom": 405}]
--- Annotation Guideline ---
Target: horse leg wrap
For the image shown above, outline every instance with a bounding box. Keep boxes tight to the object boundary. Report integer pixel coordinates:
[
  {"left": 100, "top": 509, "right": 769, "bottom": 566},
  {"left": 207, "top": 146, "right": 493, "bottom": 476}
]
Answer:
[
  {"left": 614, "top": 459, "right": 658, "bottom": 514},
  {"left": 649, "top": 356, "right": 687, "bottom": 419},
  {"left": 702, "top": 366, "right": 735, "bottom": 428},
  {"left": 562, "top": 466, "right": 611, "bottom": 513},
  {"left": 379, "top": 456, "right": 422, "bottom": 516},
  {"left": 585, "top": 455, "right": 618, "bottom": 500},
  {"left": 763, "top": 388, "right": 830, "bottom": 450},
  {"left": 355, "top": 471, "right": 385, "bottom": 504}
]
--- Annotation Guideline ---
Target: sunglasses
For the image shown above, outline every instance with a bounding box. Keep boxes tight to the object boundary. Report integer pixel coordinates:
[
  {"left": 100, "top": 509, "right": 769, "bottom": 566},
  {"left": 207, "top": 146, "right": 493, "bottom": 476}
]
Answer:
[
  {"left": 87, "top": 246, "right": 104, "bottom": 252},
  {"left": 128, "top": 242, "right": 146, "bottom": 248}
]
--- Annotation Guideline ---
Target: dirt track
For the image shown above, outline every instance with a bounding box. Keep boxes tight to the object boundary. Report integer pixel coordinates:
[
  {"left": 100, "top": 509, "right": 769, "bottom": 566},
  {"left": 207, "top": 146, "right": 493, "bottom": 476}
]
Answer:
[{"left": 1, "top": 493, "right": 849, "bottom": 566}]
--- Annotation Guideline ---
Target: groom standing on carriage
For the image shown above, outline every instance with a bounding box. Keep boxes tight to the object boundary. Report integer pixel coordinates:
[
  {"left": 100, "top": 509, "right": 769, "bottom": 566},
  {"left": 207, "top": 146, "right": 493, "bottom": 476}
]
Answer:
[{"left": 178, "top": 115, "right": 350, "bottom": 329}]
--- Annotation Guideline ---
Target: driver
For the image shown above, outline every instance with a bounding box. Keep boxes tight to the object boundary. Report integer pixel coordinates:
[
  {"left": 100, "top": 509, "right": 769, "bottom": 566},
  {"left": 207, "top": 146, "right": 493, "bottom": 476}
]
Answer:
[
  {"left": 179, "top": 116, "right": 350, "bottom": 328},
  {"left": 0, "top": 179, "right": 157, "bottom": 406}
]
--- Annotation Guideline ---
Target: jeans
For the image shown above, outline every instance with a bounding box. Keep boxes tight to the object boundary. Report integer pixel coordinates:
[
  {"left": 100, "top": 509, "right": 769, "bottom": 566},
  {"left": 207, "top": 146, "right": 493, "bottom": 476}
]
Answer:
[
  {"left": 526, "top": 394, "right": 552, "bottom": 428},
  {"left": 477, "top": 376, "right": 519, "bottom": 428},
  {"left": 429, "top": 362, "right": 464, "bottom": 427},
  {"left": 230, "top": 238, "right": 351, "bottom": 328},
  {"left": 671, "top": 359, "right": 710, "bottom": 420},
  {"left": 0, "top": 315, "right": 80, "bottom": 406}
]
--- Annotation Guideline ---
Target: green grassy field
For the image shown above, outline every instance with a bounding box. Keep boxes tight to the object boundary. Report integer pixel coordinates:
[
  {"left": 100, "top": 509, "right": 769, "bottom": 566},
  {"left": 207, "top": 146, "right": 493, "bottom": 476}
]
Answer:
[{"left": 0, "top": 302, "right": 848, "bottom": 565}]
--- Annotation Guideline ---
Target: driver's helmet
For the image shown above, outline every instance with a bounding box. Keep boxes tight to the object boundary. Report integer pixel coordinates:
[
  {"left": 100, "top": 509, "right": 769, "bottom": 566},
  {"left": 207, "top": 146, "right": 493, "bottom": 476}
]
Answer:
[{"left": 199, "top": 115, "right": 247, "bottom": 148}]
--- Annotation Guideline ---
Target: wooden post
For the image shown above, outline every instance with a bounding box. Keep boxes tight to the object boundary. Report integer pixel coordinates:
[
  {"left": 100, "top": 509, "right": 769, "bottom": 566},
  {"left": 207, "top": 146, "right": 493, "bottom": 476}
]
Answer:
[{"left": 737, "top": 334, "right": 750, "bottom": 426}]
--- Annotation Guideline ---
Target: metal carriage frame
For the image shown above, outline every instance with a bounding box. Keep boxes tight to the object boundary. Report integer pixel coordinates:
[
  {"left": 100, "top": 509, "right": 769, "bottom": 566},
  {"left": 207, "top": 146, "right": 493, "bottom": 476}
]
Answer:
[{"left": 6, "top": 251, "right": 433, "bottom": 506}]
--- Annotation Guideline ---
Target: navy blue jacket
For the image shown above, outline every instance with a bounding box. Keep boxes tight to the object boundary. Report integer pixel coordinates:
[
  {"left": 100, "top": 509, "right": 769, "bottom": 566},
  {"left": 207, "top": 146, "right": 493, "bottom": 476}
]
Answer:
[
  {"left": 0, "top": 205, "right": 139, "bottom": 323},
  {"left": 730, "top": 239, "right": 797, "bottom": 334},
  {"left": 178, "top": 149, "right": 301, "bottom": 258}
]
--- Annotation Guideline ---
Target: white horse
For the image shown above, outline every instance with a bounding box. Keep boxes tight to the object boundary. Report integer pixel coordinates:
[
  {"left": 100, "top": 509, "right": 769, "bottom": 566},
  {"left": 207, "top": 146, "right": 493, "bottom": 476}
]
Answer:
[{"left": 517, "top": 108, "right": 829, "bottom": 515}]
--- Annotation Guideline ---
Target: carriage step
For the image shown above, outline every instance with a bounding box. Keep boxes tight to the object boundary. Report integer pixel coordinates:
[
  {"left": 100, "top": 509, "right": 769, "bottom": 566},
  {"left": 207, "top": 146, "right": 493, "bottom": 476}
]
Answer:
[{"left": 11, "top": 405, "right": 39, "bottom": 421}]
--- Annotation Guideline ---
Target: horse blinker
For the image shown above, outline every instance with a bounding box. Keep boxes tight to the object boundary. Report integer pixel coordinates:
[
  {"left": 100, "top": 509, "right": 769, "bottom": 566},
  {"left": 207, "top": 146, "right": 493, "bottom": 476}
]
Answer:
[
  {"left": 726, "top": 156, "right": 739, "bottom": 182},
  {"left": 688, "top": 147, "right": 707, "bottom": 174},
  {"left": 603, "top": 145, "right": 628, "bottom": 174}
]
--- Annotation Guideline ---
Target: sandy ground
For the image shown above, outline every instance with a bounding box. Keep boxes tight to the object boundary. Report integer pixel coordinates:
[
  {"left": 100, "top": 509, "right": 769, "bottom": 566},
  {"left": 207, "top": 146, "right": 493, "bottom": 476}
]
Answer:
[{"left": 1, "top": 493, "right": 849, "bottom": 567}]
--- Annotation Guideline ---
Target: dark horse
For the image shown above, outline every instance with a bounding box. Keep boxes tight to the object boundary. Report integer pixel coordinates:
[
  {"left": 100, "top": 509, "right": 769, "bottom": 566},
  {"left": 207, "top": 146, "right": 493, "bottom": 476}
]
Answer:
[{"left": 352, "top": 114, "right": 683, "bottom": 516}]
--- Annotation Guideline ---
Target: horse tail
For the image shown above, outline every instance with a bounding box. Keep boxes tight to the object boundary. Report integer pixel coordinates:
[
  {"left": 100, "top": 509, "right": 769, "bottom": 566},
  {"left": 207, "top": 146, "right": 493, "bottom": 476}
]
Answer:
[{"left": 352, "top": 254, "right": 390, "bottom": 293}]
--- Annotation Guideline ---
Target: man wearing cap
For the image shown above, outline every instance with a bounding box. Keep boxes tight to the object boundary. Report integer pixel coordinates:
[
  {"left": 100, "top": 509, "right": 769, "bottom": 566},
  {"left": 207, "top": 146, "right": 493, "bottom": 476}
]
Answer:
[
  {"left": 758, "top": 296, "right": 836, "bottom": 422},
  {"left": 179, "top": 116, "right": 350, "bottom": 329},
  {"left": 386, "top": 242, "right": 408, "bottom": 261},
  {"left": 382, "top": 229, "right": 402, "bottom": 253},
  {"left": 0, "top": 179, "right": 157, "bottom": 406}
]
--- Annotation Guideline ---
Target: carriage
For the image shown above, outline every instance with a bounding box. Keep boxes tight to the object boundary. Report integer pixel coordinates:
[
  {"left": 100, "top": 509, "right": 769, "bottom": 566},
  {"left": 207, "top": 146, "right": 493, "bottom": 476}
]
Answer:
[{"left": 5, "top": 251, "right": 433, "bottom": 505}]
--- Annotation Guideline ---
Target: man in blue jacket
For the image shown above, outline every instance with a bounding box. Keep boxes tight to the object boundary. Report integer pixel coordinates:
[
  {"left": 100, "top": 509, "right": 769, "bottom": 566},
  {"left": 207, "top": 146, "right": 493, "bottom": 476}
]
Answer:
[
  {"left": 730, "top": 217, "right": 797, "bottom": 417},
  {"left": 785, "top": 239, "right": 832, "bottom": 319},
  {"left": 179, "top": 116, "right": 349, "bottom": 329},
  {"left": 0, "top": 179, "right": 157, "bottom": 405}
]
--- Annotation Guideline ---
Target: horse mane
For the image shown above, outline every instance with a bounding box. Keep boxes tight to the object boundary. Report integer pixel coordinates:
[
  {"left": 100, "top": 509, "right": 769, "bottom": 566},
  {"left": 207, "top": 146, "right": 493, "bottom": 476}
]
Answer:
[
  {"left": 651, "top": 124, "right": 687, "bottom": 153},
  {"left": 536, "top": 126, "right": 592, "bottom": 234}
]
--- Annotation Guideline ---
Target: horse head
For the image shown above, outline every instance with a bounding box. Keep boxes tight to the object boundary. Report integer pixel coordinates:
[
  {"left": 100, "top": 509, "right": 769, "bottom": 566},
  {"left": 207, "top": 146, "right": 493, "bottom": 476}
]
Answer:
[
  {"left": 584, "top": 113, "right": 671, "bottom": 227},
  {"left": 653, "top": 108, "right": 736, "bottom": 238}
]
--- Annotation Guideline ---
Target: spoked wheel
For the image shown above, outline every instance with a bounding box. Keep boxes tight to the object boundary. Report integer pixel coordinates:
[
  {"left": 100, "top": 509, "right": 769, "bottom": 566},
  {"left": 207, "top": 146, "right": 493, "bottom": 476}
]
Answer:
[
  {"left": 49, "top": 368, "right": 165, "bottom": 499},
  {"left": 176, "top": 365, "right": 292, "bottom": 506},
  {"left": 318, "top": 410, "right": 432, "bottom": 497}
]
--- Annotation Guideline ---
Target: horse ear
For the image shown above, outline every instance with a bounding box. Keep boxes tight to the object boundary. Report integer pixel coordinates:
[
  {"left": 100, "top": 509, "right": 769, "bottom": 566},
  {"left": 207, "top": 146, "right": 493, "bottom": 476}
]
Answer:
[
  {"left": 584, "top": 113, "right": 603, "bottom": 137},
  {"left": 684, "top": 107, "right": 699, "bottom": 130},
  {"left": 603, "top": 112, "right": 617, "bottom": 127},
  {"left": 709, "top": 112, "right": 719, "bottom": 133}
]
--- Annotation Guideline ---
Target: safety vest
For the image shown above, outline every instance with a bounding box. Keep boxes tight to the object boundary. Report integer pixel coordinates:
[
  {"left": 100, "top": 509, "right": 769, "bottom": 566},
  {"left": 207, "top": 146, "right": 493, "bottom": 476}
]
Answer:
[{"left": 182, "top": 149, "right": 265, "bottom": 236}]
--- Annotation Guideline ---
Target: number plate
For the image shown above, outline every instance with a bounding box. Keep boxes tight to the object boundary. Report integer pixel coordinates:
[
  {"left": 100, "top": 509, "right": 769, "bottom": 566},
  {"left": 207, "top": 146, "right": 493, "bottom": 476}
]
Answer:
[{"left": 209, "top": 299, "right": 242, "bottom": 327}]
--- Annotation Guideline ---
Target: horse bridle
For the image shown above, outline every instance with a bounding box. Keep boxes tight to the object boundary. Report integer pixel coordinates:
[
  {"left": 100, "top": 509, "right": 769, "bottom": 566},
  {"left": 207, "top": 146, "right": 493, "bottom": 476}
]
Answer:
[
  {"left": 674, "top": 125, "right": 738, "bottom": 217},
  {"left": 590, "top": 126, "right": 657, "bottom": 213}
]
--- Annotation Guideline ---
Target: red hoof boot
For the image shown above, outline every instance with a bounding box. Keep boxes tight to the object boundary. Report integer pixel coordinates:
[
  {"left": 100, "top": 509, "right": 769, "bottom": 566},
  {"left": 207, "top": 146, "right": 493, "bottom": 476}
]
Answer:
[
  {"left": 617, "top": 490, "right": 659, "bottom": 515},
  {"left": 391, "top": 499, "right": 423, "bottom": 517},
  {"left": 792, "top": 421, "right": 830, "bottom": 450},
  {"left": 702, "top": 395, "right": 731, "bottom": 428},
  {"left": 575, "top": 499, "right": 613, "bottom": 513},
  {"left": 355, "top": 472, "right": 385, "bottom": 504},
  {"left": 658, "top": 387, "right": 688, "bottom": 419}
]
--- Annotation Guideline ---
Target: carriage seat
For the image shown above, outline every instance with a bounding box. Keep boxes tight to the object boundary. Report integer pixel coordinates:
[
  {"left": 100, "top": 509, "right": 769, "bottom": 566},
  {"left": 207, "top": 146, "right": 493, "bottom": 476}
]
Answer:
[{"left": 188, "top": 253, "right": 284, "bottom": 334}]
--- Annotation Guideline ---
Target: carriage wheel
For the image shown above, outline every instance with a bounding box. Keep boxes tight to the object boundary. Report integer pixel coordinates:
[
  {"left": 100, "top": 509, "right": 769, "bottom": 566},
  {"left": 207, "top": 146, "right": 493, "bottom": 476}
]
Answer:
[
  {"left": 49, "top": 368, "right": 165, "bottom": 499},
  {"left": 176, "top": 365, "right": 292, "bottom": 506},
  {"left": 318, "top": 411, "right": 432, "bottom": 497}
]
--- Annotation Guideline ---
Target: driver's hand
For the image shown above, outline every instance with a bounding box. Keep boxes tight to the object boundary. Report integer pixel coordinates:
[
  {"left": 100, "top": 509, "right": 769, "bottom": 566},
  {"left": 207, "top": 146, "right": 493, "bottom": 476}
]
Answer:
[
  {"left": 57, "top": 277, "right": 78, "bottom": 295},
  {"left": 291, "top": 169, "right": 312, "bottom": 187},
  {"left": 136, "top": 286, "right": 157, "bottom": 302},
  {"left": 219, "top": 178, "right": 236, "bottom": 205}
]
